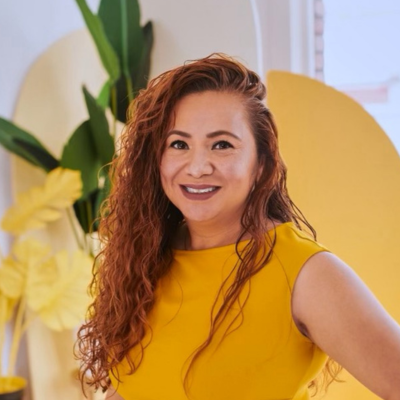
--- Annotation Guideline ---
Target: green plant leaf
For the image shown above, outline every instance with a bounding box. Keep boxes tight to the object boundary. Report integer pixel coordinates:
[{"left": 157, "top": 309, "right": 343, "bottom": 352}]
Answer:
[
  {"left": 60, "top": 121, "right": 101, "bottom": 199},
  {"left": 13, "top": 138, "right": 59, "bottom": 171},
  {"left": 98, "top": 0, "right": 153, "bottom": 122},
  {"left": 0, "top": 117, "right": 59, "bottom": 171},
  {"left": 98, "top": 0, "right": 143, "bottom": 80},
  {"left": 110, "top": 21, "right": 153, "bottom": 123},
  {"left": 72, "top": 189, "right": 97, "bottom": 234},
  {"left": 133, "top": 21, "right": 154, "bottom": 92},
  {"left": 75, "top": 0, "right": 120, "bottom": 83},
  {"left": 97, "top": 80, "right": 112, "bottom": 109},
  {"left": 113, "top": 20, "right": 154, "bottom": 122},
  {"left": 92, "top": 171, "right": 111, "bottom": 231},
  {"left": 82, "top": 86, "right": 115, "bottom": 165},
  {"left": 113, "top": 21, "right": 154, "bottom": 122},
  {"left": 73, "top": 168, "right": 111, "bottom": 234}
]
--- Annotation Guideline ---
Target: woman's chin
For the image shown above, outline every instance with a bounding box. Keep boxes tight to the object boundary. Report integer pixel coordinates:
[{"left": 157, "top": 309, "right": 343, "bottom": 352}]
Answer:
[{"left": 182, "top": 212, "right": 221, "bottom": 225}]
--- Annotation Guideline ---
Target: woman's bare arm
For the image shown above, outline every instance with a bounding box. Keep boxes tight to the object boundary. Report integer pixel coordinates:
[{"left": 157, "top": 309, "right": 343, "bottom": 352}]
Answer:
[
  {"left": 105, "top": 385, "right": 124, "bottom": 400},
  {"left": 292, "top": 251, "right": 400, "bottom": 400}
]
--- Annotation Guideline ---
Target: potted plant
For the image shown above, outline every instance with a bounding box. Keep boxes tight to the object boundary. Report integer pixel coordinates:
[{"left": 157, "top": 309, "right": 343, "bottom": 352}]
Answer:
[
  {"left": 0, "top": 0, "right": 153, "bottom": 239},
  {"left": 0, "top": 0, "right": 153, "bottom": 397}
]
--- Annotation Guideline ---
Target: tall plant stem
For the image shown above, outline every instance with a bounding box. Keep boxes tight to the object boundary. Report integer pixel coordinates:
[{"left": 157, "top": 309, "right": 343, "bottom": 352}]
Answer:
[
  {"left": 126, "top": 76, "right": 133, "bottom": 103},
  {"left": 111, "top": 86, "right": 117, "bottom": 136},
  {"left": 7, "top": 297, "right": 26, "bottom": 376},
  {"left": 21, "top": 313, "right": 36, "bottom": 334},
  {"left": 66, "top": 208, "right": 85, "bottom": 251},
  {"left": 85, "top": 201, "right": 95, "bottom": 256}
]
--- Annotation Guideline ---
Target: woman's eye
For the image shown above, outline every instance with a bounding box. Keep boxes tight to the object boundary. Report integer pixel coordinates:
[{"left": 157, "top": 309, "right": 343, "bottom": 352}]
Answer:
[
  {"left": 170, "top": 140, "right": 188, "bottom": 150},
  {"left": 213, "top": 140, "right": 233, "bottom": 150}
]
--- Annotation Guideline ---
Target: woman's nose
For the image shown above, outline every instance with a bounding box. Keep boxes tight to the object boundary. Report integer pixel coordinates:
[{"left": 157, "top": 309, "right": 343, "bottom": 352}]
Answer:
[{"left": 186, "top": 149, "right": 213, "bottom": 178}]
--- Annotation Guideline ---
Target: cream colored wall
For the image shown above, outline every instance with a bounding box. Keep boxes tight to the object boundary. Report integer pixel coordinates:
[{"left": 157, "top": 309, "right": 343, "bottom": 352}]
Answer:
[{"left": 140, "top": 0, "right": 259, "bottom": 75}]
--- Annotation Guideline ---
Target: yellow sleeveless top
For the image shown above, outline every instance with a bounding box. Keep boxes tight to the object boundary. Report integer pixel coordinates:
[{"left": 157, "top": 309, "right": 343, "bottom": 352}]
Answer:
[{"left": 110, "top": 221, "right": 331, "bottom": 400}]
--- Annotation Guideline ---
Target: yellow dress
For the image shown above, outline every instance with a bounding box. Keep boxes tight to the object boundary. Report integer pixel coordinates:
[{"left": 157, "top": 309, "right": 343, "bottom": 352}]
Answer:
[{"left": 110, "top": 221, "right": 331, "bottom": 400}]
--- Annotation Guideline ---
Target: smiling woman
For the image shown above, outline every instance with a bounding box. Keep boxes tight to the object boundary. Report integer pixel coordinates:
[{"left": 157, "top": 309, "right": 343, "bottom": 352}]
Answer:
[{"left": 75, "top": 53, "right": 400, "bottom": 400}]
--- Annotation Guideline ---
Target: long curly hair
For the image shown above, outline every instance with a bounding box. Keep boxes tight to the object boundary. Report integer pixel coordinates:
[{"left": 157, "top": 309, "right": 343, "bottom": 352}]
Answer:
[{"left": 76, "top": 53, "right": 342, "bottom": 397}]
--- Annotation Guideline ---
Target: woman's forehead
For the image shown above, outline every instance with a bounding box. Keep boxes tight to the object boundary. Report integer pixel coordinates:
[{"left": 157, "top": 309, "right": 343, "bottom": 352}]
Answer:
[{"left": 170, "top": 91, "right": 249, "bottom": 133}]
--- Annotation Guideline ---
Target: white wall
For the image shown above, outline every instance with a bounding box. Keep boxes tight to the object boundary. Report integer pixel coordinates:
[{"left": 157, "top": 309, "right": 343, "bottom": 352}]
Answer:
[
  {"left": 0, "top": 0, "right": 100, "bottom": 254},
  {"left": 324, "top": 0, "right": 400, "bottom": 153}
]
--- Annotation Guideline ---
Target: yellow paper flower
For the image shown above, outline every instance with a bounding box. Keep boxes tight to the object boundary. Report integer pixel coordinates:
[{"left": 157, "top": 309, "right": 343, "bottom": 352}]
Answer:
[
  {"left": 0, "top": 167, "right": 82, "bottom": 235},
  {"left": 0, "top": 239, "right": 51, "bottom": 299},
  {"left": 0, "top": 291, "right": 16, "bottom": 325},
  {"left": 26, "top": 249, "right": 93, "bottom": 331}
]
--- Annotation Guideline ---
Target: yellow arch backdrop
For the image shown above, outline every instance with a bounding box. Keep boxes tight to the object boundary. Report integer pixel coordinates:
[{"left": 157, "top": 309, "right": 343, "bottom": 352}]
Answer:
[{"left": 267, "top": 71, "right": 400, "bottom": 400}]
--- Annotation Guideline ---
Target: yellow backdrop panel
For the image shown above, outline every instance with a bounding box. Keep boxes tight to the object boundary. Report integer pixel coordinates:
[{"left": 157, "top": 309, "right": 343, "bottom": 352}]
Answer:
[{"left": 267, "top": 71, "right": 400, "bottom": 400}]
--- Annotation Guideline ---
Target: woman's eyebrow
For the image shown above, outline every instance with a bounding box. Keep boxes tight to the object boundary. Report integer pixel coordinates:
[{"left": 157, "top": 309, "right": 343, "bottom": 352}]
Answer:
[{"left": 167, "top": 130, "right": 241, "bottom": 140}]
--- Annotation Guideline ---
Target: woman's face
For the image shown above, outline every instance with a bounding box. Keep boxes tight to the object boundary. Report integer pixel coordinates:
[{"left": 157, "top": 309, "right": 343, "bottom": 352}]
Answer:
[{"left": 160, "top": 90, "right": 260, "bottom": 225}]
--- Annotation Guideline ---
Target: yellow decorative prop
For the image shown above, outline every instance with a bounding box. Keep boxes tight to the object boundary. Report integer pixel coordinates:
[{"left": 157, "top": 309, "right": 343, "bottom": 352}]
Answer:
[
  {"left": 27, "top": 249, "right": 93, "bottom": 331},
  {"left": 0, "top": 240, "right": 51, "bottom": 299},
  {"left": 0, "top": 294, "right": 16, "bottom": 325},
  {"left": 0, "top": 168, "right": 91, "bottom": 382},
  {"left": 0, "top": 376, "right": 26, "bottom": 393},
  {"left": 1, "top": 167, "right": 82, "bottom": 235},
  {"left": 267, "top": 71, "right": 400, "bottom": 400}
]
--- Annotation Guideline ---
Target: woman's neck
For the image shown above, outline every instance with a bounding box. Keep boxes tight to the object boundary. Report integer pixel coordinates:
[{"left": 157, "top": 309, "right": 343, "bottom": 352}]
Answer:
[
  {"left": 182, "top": 220, "right": 249, "bottom": 250},
  {"left": 173, "top": 217, "right": 282, "bottom": 250}
]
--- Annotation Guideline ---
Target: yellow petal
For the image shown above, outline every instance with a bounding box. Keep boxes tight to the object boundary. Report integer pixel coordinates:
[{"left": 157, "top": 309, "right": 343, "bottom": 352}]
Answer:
[
  {"left": 44, "top": 167, "right": 83, "bottom": 208},
  {"left": 0, "top": 239, "right": 51, "bottom": 299},
  {"left": 0, "top": 291, "right": 16, "bottom": 324},
  {"left": 27, "top": 249, "right": 93, "bottom": 331},
  {"left": 12, "top": 238, "right": 51, "bottom": 266},
  {"left": 0, "top": 257, "right": 25, "bottom": 299},
  {"left": 26, "top": 257, "right": 58, "bottom": 311},
  {"left": 1, "top": 167, "right": 82, "bottom": 235}
]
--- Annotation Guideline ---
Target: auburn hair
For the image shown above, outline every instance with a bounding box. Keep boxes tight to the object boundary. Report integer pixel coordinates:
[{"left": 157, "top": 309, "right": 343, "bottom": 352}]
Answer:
[{"left": 75, "top": 53, "right": 342, "bottom": 397}]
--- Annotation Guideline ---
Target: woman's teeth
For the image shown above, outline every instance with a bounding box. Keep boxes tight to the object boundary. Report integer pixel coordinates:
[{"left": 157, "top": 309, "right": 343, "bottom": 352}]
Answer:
[{"left": 184, "top": 186, "right": 218, "bottom": 194}]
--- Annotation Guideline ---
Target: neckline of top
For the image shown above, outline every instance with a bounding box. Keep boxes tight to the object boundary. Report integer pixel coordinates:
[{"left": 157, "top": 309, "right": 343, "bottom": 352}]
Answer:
[{"left": 172, "top": 221, "right": 294, "bottom": 255}]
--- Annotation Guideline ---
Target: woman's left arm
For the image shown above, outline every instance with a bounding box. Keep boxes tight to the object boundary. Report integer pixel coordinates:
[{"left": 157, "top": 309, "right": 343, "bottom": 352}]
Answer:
[{"left": 292, "top": 251, "right": 400, "bottom": 400}]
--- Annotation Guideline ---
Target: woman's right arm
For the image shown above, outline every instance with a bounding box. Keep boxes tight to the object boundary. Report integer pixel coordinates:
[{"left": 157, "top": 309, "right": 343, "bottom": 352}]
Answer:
[{"left": 106, "top": 385, "right": 124, "bottom": 400}]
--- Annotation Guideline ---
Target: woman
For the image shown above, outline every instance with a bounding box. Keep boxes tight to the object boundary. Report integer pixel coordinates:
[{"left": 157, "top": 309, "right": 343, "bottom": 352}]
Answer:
[{"left": 76, "top": 54, "right": 400, "bottom": 400}]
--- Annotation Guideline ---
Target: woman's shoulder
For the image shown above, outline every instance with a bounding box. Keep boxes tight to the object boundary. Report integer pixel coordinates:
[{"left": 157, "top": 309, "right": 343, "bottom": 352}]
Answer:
[
  {"left": 270, "top": 220, "right": 332, "bottom": 288},
  {"left": 271, "top": 220, "right": 329, "bottom": 251}
]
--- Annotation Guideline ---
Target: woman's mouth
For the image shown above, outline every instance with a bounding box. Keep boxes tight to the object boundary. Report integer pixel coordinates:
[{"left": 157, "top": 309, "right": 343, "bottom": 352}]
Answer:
[
  {"left": 184, "top": 186, "right": 218, "bottom": 193},
  {"left": 180, "top": 185, "right": 221, "bottom": 200}
]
